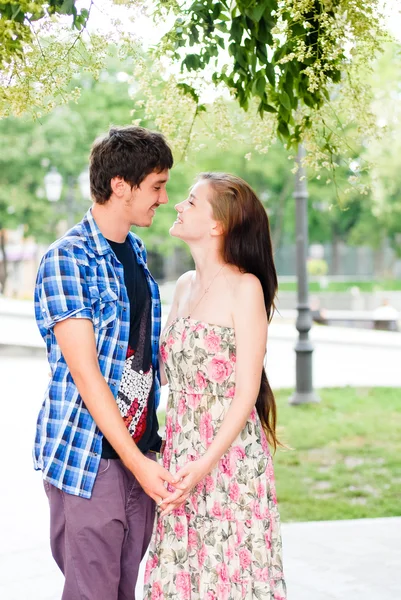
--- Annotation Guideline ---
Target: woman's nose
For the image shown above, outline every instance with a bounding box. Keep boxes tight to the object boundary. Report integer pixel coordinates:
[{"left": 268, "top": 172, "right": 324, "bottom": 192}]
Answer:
[{"left": 175, "top": 201, "right": 184, "bottom": 211}]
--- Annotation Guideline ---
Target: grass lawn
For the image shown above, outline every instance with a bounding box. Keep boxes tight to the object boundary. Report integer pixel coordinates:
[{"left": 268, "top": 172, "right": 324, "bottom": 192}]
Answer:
[
  {"left": 158, "top": 387, "right": 401, "bottom": 522},
  {"left": 274, "top": 387, "right": 401, "bottom": 522},
  {"left": 278, "top": 280, "right": 401, "bottom": 292}
]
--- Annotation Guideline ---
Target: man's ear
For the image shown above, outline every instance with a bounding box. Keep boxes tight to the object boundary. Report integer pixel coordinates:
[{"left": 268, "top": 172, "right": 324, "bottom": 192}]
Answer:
[{"left": 110, "top": 177, "right": 128, "bottom": 197}]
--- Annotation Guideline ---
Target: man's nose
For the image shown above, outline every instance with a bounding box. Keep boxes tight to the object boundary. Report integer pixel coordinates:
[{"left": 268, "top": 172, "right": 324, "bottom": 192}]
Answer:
[{"left": 159, "top": 188, "right": 168, "bottom": 205}]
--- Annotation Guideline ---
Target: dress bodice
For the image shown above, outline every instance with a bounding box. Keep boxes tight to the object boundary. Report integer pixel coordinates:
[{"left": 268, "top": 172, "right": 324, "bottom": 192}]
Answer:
[{"left": 160, "top": 317, "right": 237, "bottom": 398}]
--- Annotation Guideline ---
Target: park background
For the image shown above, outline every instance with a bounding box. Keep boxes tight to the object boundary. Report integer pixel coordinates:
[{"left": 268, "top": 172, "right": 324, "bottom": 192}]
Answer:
[{"left": 0, "top": 1, "right": 400, "bottom": 599}]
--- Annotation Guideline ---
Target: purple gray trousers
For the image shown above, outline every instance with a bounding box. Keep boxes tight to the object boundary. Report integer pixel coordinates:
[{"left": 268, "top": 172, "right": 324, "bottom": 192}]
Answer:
[{"left": 44, "top": 455, "right": 156, "bottom": 600}]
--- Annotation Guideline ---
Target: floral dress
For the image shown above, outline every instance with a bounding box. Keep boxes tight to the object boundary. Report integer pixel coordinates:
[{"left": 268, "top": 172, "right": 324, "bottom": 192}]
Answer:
[{"left": 143, "top": 317, "right": 286, "bottom": 600}]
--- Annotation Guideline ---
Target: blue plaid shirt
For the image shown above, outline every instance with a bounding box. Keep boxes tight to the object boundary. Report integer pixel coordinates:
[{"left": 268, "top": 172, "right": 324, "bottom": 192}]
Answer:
[{"left": 33, "top": 208, "right": 162, "bottom": 499}]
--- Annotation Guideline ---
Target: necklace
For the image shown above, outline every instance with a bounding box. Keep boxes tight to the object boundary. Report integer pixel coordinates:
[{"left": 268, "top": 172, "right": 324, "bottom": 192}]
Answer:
[{"left": 187, "top": 264, "right": 226, "bottom": 318}]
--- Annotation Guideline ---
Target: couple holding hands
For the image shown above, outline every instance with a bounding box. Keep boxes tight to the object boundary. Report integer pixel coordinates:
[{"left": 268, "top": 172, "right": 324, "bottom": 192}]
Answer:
[{"left": 34, "top": 126, "right": 286, "bottom": 599}]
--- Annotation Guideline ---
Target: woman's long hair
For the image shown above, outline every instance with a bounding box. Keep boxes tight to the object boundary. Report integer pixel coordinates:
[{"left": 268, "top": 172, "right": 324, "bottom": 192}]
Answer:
[{"left": 199, "top": 172, "right": 280, "bottom": 450}]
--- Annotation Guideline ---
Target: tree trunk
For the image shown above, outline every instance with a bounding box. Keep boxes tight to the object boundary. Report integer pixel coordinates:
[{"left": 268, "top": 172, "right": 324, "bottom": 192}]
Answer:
[
  {"left": 331, "top": 231, "right": 341, "bottom": 275},
  {"left": 0, "top": 229, "right": 7, "bottom": 294},
  {"left": 373, "top": 237, "right": 386, "bottom": 278}
]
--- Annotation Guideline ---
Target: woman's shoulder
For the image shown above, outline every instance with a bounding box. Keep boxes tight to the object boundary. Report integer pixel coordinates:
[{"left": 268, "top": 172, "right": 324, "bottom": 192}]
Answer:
[
  {"left": 226, "top": 268, "right": 263, "bottom": 295},
  {"left": 173, "top": 270, "right": 195, "bottom": 298}
]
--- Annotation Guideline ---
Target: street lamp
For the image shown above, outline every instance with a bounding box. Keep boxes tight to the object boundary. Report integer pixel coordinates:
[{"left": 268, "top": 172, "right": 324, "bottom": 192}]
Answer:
[
  {"left": 289, "top": 145, "right": 320, "bottom": 405},
  {"left": 44, "top": 167, "right": 63, "bottom": 203},
  {"left": 78, "top": 169, "right": 91, "bottom": 201}
]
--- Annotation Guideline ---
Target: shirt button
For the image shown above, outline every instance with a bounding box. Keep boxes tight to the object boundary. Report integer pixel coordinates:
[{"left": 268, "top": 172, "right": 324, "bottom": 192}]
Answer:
[{"left": 119, "top": 344, "right": 124, "bottom": 349}]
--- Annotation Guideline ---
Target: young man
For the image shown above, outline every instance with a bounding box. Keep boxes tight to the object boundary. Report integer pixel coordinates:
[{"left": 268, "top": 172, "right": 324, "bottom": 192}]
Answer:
[{"left": 34, "top": 126, "right": 176, "bottom": 599}]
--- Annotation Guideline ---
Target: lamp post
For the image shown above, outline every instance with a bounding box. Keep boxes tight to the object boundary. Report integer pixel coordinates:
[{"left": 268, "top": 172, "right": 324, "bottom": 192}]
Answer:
[
  {"left": 44, "top": 167, "right": 63, "bottom": 204},
  {"left": 44, "top": 167, "right": 91, "bottom": 230},
  {"left": 289, "top": 145, "right": 320, "bottom": 405}
]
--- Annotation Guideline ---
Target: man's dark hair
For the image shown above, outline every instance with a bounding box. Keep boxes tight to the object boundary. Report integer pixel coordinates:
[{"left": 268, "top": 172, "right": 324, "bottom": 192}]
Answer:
[{"left": 89, "top": 126, "right": 174, "bottom": 204}]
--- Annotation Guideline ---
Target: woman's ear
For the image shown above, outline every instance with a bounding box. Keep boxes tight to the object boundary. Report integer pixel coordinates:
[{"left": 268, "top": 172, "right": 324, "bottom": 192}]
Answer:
[{"left": 211, "top": 220, "right": 225, "bottom": 237}]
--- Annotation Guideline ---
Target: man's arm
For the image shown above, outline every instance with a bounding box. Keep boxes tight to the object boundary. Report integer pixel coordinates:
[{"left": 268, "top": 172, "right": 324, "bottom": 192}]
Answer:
[{"left": 54, "top": 318, "right": 176, "bottom": 502}]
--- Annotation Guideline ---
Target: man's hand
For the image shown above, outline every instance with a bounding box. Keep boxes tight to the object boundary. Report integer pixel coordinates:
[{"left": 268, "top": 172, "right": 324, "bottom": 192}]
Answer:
[
  {"left": 131, "top": 455, "right": 179, "bottom": 504},
  {"left": 160, "top": 457, "right": 211, "bottom": 517}
]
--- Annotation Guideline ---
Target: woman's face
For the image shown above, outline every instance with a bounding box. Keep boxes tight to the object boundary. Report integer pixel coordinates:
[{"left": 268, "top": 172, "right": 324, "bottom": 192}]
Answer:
[{"left": 170, "top": 179, "right": 219, "bottom": 242}]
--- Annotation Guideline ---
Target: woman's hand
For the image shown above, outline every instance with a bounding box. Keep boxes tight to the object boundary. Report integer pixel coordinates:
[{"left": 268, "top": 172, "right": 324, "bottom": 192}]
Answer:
[{"left": 160, "top": 457, "right": 211, "bottom": 517}]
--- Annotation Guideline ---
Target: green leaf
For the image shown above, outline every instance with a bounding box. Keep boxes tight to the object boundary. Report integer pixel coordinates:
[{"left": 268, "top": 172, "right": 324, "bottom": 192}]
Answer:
[
  {"left": 256, "top": 17, "right": 273, "bottom": 45},
  {"left": 265, "top": 62, "right": 275, "bottom": 86},
  {"left": 249, "top": 2, "right": 267, "bottom": 22},
  {"left": 253, "top": 74, "right": 266, "bottom": 99},
  {"left": 279, "top": 90, "right": 291, "bottom": 111},
  {"left": 230, "top": 17, "right": 243, "bottom": 44},
  {"left": 176, "top": 82, "right": 199, "bottom": 102},
  {"left": 278, "top": 120, "right": 290, "bottom": 139}
]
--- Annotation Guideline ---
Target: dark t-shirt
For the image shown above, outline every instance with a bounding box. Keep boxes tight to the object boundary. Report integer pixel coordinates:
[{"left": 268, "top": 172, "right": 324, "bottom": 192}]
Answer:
[{"left": 101, "top": 238, "right": 161, "bottom": 458}]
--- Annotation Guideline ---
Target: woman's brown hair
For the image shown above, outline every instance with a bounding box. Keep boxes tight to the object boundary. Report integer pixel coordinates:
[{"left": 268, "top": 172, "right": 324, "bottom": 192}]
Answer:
[{"left": 199, "top": 172, "right": 280, "bottom": 450}]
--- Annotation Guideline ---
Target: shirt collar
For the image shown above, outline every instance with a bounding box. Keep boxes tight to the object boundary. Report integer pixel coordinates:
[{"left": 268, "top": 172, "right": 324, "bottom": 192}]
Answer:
[{"left": 81, "top": 207, "right": 114, "bottom": 257}]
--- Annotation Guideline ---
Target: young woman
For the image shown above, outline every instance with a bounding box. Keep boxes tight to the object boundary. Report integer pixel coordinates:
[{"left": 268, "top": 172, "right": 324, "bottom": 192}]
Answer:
[{"left": 144, "top": 173, "right": 286, "bottom": 600}]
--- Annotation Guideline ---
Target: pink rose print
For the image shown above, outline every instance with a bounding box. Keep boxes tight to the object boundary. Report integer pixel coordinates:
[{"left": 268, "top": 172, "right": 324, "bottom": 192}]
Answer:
[
  {"left": 181, "top": 328, "right": 187, "bottom": 343},
  {"left": 207, "top": 356, "right": 233, "bottom": 384},
  {"left": 229, "top": 480, "right": 240, "bottom": 502},
  {"left": 257, "top": 482, "right": 265, "bottom": 498},
  {"left": 216, "top": 562, "right": 229, "bottom": 583},
  {"left": 144, "top": 554, "right": 158, "bottom": 584},
  {"left": 252, "top": 500, "right": 264, "bottom": 520},
  {"left": 249, "top": 408, "right": 257, "bottom": 422},
  {"left": 177, "top": 395, "right": 186, "bottom": 415},
  {"left": 190, "top": 494, "right": 198, "bottom": 513},
  {"left": 198, "top": 544, "right": 207, "bottom": 568},
  {"left": 255, "top": 567, "right": 269, "bottom": 582},
  {"left": 239, "top": 547, "right": 252, "bottom": 570},
  {"left": 165, "top": 415, "right": 173, "bottom": 442},
  {"left": 187, "top": 393, "right": 201, "bottom": 410},
  {"left": 264, "top": 531, "right": 272, "bottom": 550},
  {"left": 219, "top": 454, "right": 234, "bottom": 478},
  {"left": 211, "top": 500, "right": 223, "bottom": 519},
  {"left": 166, "top": 335, "right": 175, "bottom": 348},
  {"left": 195, "top": 371, "right": 207, "bottom": 390},
  {"left": 217, "top": 583, "right": 230, "bottom": 600},
  {"left": 188, "top": 527, "right": 197, "bottom": 549},
  {"left": 205, "top": 592, "right": 216, "bottom": 600},
  {"left": 160, "top": 344, "right": 168, "bottom": 363},
  {"left": 172, "top": 504, "right": 185, "bottom": 516},
  {"left": 230, "top": 353, "right": 236, "bottom": 363},
  {"left": 156, "top": 518, "right": 165, "bottom": 540},
  {"left": 224, "top": 507, "right": 235, "bottom": 521},
  {"left": 205, "top": 475, "right": 215, "bottom": 493},
  {"left": 225, "top": 385, "right": 235, "bottom": 398},
  {"left": 175, "top": 571, "right": 191, "bottom": 599},
  {"left": 260, "top": 428, "right": 270, "bottom": 454},
  {"left": 232, "top": 569, "right": 242, "bottom": 584},
  {"left": 225, "top": 545, "right": 234, "bottom": 561},
  {"left": 151, "top": 581, "right": 164, "bottom": 600},
  {"left": 200, "top": 412, "right": 214, "bottom": 445},
  {"left": 236, "top": 521, "right": 244, "bottom": 544},
  {"left": 231, "top": 445, "right": 246, "bottom": 461},
  {"left": 174, "top": 521, "right": 185, "bottom": 539},
  {"left": 204, "top": 331, "right": 222, "bottom": 353}
]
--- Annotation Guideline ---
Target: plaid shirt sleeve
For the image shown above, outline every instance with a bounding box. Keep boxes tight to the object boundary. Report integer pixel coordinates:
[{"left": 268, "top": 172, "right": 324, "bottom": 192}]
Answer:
[{"left": 37, "top": 246, "right": 93, "bottom": 330}]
